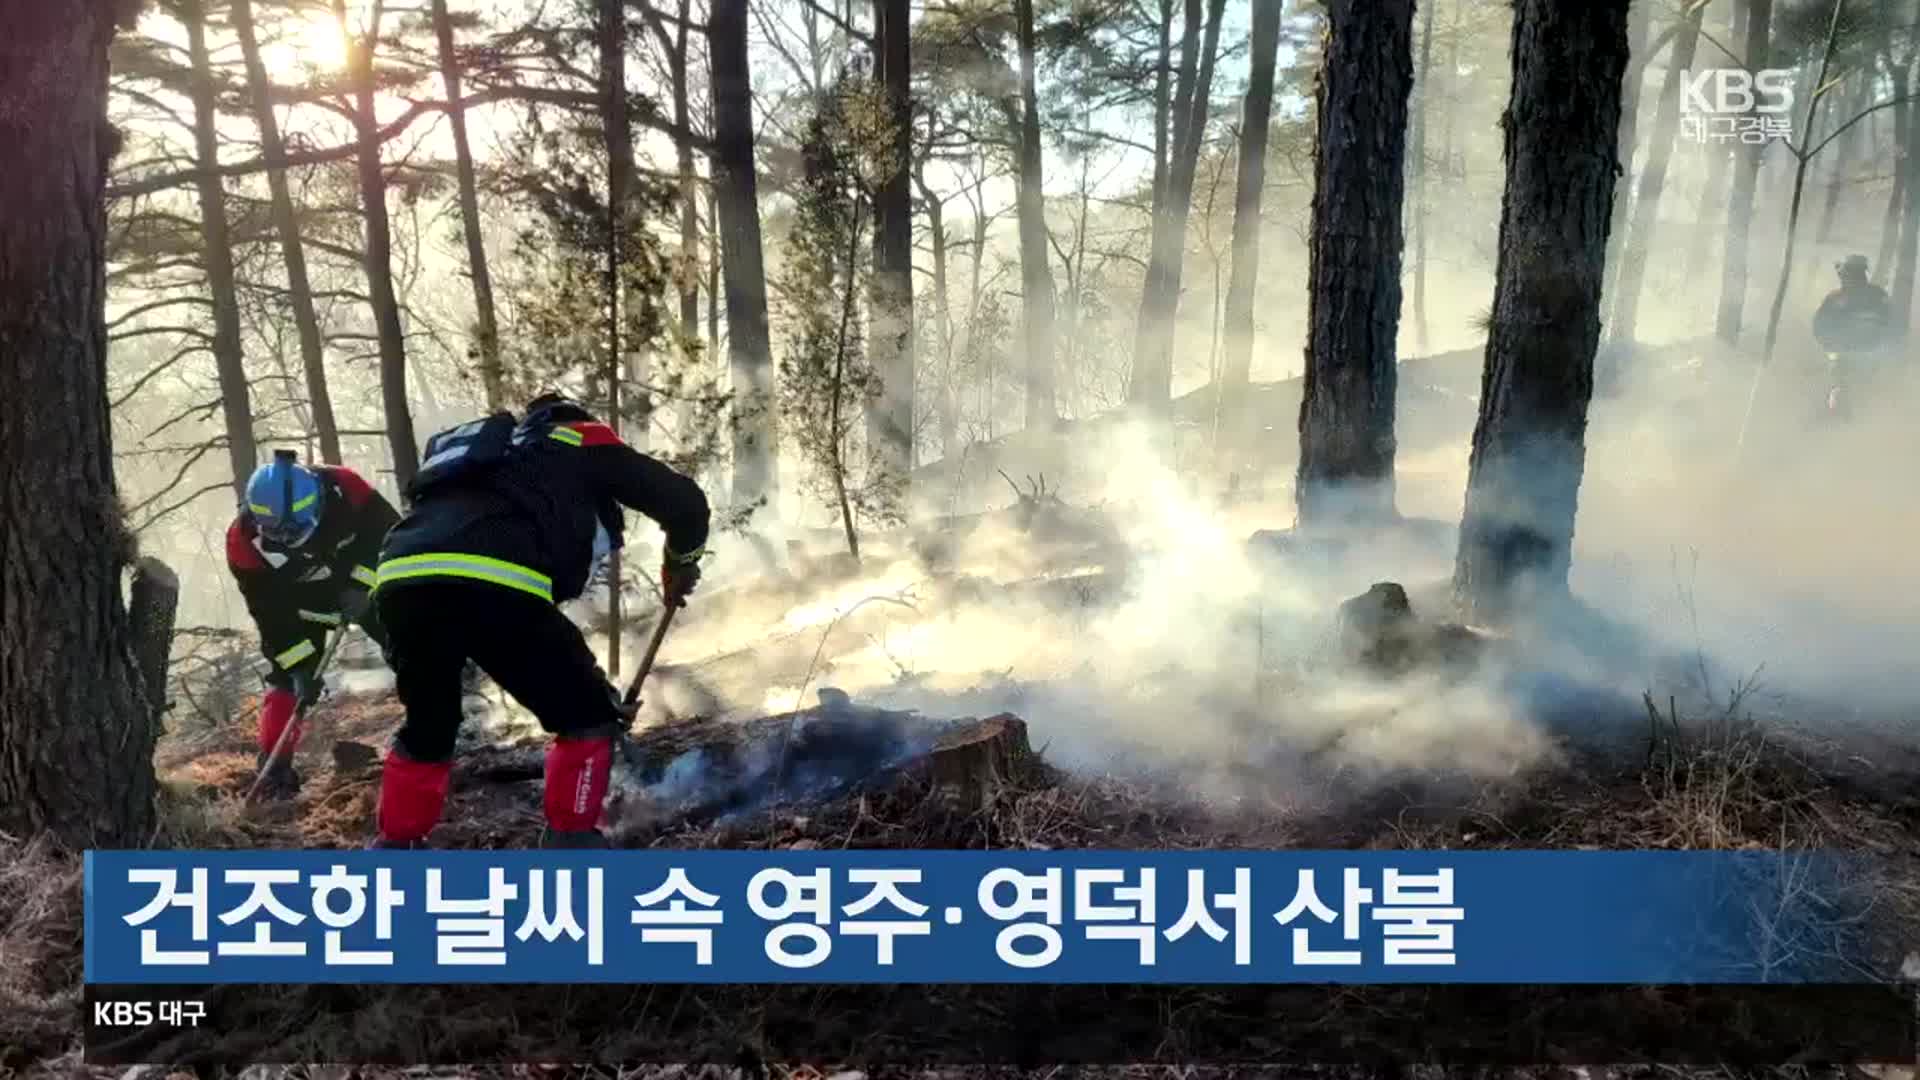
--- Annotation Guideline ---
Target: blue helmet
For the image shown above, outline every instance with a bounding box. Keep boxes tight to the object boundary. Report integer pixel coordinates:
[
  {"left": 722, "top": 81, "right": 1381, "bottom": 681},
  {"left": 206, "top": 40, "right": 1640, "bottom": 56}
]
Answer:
[{"left": 245, "top": 450, "right": 324, "bottom": 548}]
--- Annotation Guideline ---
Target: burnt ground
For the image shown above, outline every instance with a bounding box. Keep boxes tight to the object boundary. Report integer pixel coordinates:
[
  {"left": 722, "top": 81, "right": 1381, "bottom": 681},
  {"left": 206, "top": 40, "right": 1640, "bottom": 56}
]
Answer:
[{"left": 9, "top": 665, "right": 1920, "bottom": 1078}]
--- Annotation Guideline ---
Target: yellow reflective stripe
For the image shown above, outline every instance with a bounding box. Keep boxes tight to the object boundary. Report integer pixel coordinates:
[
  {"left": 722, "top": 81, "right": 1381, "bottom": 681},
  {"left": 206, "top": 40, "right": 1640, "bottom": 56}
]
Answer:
[
  {"left": 666, "top": 545, "right": 706, "bottom": 565},
  {"left": 274, "top": 639, "right": 317, "bottom": 669},
  {"left": 376, "top": 552, "right": 554, "bottom": 602},
  {"left": 547, "top": 427, "right": 583, "bottom": 446},
  {"left": 351, "top": 564, "right": 378, "bottom": 588},
  {"left": 297, "top": 610, "right": 343, "bottom": 626},
  {"left": 290, "top": 492, "right": 317, "bottom": 513},
  {"left": 249, "top": 503, "right": 275, "bottom": 517}
]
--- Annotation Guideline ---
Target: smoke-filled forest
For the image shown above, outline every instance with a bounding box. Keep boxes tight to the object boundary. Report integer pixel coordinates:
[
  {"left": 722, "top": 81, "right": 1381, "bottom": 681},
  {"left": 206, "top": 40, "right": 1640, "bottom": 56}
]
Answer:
[{"left": 7, "top": 0, "right": 1920, "bottom": 1071}]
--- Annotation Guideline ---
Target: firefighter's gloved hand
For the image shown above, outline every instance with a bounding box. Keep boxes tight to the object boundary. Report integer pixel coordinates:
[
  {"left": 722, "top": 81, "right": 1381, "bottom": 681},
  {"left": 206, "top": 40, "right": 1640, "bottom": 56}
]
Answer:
[
  {"left": 601, "top": 680, "right": 639, "bottom": 724},
  {"left": 661, "top": 552, "right": 701, "bottom": 607}
]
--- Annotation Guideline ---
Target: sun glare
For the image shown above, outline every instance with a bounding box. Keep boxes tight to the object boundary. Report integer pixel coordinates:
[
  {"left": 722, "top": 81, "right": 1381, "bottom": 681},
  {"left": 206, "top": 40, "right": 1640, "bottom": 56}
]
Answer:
[{"left": 259, "top": 10, "right": 349, "bottom": 77}]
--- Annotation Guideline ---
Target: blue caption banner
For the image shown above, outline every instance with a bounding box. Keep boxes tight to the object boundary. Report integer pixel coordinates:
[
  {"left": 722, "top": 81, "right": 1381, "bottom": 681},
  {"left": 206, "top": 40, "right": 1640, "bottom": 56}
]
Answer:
[{"left": 81, "top": 850, "right": 1874, "bottom": 985}]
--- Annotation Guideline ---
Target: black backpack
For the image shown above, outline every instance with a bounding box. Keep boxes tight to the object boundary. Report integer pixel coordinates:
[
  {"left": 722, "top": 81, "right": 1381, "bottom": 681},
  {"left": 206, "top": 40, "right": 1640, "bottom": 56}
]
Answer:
[{"left": 406, "top": 411, "right": 519, "bottom": 504}]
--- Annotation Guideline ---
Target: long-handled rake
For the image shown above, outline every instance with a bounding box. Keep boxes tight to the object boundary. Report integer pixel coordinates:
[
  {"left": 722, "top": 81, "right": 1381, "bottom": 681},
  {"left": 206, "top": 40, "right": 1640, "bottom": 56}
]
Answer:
[{"left": 244, "top": 626, "right": 348, "bottom": 805}]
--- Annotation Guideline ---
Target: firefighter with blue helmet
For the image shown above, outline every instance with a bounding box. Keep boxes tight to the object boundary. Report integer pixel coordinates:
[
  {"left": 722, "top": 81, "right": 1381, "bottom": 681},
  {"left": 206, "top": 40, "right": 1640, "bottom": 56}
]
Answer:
[{"left": 228, "top": 449, "right": 400, "bottom": 797}]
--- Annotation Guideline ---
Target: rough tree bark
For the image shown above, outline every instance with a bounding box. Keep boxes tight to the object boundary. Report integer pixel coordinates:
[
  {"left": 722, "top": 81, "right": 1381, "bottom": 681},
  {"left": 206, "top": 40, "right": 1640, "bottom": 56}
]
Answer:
[
  {"left": 1220, "top": 0, "right": 1283, "bottom": 434},
  {"left": 430, "top": 0, "right": 505, "bottom": 412},
  {"left": 182, "top": 0, "right": 258, "bottom": 498},
  {"left": 711, "top": 0, "right": 778, "bottom": 513},
  {"left": 1296, "top": 0, "right": 1414, "bottom": 530},
  {"left": 0, "top": 1, "right": 161, "bottom": 846},
  {"left": 1127, "top": 0, "right": 1227, "bottom": 412},
  {"left": 1014, "top": 0, "right": 1057, "bottom": 431},
  {"left": 337, "top": 0, "right": 420, "bottom": 490},
  {"left": 868, "top": 0, "right": 916, "bottom": 485},
  {"left": 232, "top": 0, "right": 341, "bottom": 464},
  {"left": 1608, "top": 0, "right": 1704, "bottom": 348},
  {"left": 1716, "top": 0, "right": 1773, "bottom": 346},
  {"left": 1452, "top": 0, "right": 1630, "bottom": 621},
  {"left": 128, "top": 557, "right": 181, "bottom": 736}
]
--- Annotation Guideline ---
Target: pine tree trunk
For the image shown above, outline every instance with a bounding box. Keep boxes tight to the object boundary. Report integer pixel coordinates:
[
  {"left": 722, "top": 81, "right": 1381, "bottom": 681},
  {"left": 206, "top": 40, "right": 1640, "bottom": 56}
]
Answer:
[
  {"left": 672, "top": 0, "right": 699, "bottom": 393},
  {"left": 1602, "top": 0, "right": 1652, "bottom": 312},
  {"left": 1894, "top": 72, "right": 1920, "bottom": 328},
  {"left": 868, "top": 0, "right": 915, "bottom": 486},
  {"left": 1452, "top": 0, "right": 1630, "bottom": 622},
  {"left": 1876, "top": 50, "right": 1910, "bottom": 284},
  {"left": 1409, "top": 0, "right": 1437, "bottom": 356},
  {"left": 183, "top": 0, "right": 257, "bottom": 498},
  {"left": 1220, "top": 0, "right": 1283, "bottom": 435},
  {"left": 710, "top": 0, "right": 778, "bottom": 512},
  {"left": 600, "top": 0, "right": 630, "bottom": 677},
  {"left": 913, "top": 162, "right": 958, "bottom": 460},
  {"left": 1681, "top": 0, "right": 1743, "bottom": 290},
  {"left": 430, "top": 0, "right": 504, "bottom": 413},
  {"left": 1127, "top": 0, "right": 1226, "bottom": 412},
  {"left": 338, "top": 0, "right": 419, "bottom": 491},
  {"left": 1296, "top": 0, "right": 1414, "bottom": 530},
  {"left": 1717, "top": 0, "right": 1774, "bottom": 346},
  {"left": 232, "top": 0, "right": 340, "bottom": 464},
  {"left": 1608, "top": 4, "right": 1703, "bottom": 349},
  {"left": 1759, "top": 0, "right": 1847, "bottom": 366},
  {"left": 1015, "top": 0, "right": 1057, "bottom": 431},
  {"left": 707, "top": 185, "right": 721, "bottom": 362},
  {"left": 1151, "top": 0, "right": 1174, "bottom": 219},
  {"left": 0, "top": 1, "right": 159, "bottom": 846},
  {"left": 1818, "top": 73, "right": 1864, "bottom": 241}
]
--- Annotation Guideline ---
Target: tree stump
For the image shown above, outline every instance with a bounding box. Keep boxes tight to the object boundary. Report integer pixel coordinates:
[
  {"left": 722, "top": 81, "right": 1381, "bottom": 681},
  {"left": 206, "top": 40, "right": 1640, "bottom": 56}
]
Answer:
[
  {"left": 1337, "top": 581, "right": 1418, "bottom": 670},
  {"left": 128, "top": 556, "right": 180, "bottom": 734},
  {"left": 1337, "top": 581, "right": 1491, "bottom": 678},
  {"left": 926, "top": 713, "right": 1036, "bottom": 812}
]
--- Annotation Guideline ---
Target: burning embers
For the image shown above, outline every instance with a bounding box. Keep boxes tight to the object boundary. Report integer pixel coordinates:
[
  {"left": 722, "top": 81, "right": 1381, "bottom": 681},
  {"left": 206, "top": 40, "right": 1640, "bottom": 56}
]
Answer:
[{"left": 611, "top": 689, "right": 1014, "bottom": 833}]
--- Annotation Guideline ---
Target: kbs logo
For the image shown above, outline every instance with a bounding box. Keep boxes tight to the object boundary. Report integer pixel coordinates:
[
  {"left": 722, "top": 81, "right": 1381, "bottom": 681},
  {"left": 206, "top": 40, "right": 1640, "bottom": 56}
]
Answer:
[
  {"left": 1680, "top": 69, "right": 1794, "bottom": 145},
  {"left": 92, "top": 999, "right": 206, "bottom": 1026},
  {"left": 1682, "top": 68, "right": 1795, "bottom": 116}
]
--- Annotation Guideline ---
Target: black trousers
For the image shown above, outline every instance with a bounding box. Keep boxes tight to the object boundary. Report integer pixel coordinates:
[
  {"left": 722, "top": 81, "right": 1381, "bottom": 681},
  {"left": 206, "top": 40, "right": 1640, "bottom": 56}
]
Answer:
[
  {"left": 264, "top": 583, "right": 390, "bottom": 693},
  {"left": 376, "top": 579, "right": 624, "bottom": 763}
]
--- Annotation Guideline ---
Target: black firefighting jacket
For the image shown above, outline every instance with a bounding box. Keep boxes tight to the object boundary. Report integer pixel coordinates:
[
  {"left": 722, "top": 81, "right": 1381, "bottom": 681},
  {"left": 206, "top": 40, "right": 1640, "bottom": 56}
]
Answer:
[
  {"left": 225, "top": 465, "right": 399, "bottom": 680},
  {"left": 374, "top": 416, "right": 710, "bottom": 607}
]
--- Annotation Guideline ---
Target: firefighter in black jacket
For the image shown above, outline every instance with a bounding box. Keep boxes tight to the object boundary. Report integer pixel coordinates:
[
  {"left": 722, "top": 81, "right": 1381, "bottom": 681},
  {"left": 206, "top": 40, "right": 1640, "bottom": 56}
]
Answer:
[
  {"left": 227, "top": 450, "right": 399, "bottom": 797},
  {"left": 369, "top": 393, "right": 710, "bottom": 848}
]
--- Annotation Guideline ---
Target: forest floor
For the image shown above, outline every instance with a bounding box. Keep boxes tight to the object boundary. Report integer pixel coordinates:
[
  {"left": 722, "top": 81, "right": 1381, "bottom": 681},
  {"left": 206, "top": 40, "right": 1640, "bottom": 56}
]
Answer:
[{"left": 9, "top": 334, "right": 1920, "bottom": 1077}]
